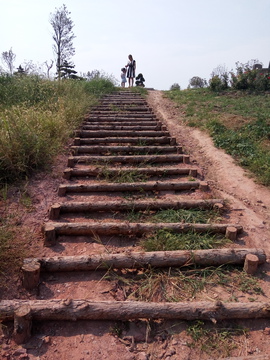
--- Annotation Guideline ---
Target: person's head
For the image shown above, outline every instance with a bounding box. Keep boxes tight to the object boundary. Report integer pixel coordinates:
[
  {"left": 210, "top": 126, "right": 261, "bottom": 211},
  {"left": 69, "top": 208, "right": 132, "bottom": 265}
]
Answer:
[
  {"left": 121, "top": 68, "right": 126, "bottom": 72},
  {"left": 128, "top": 54, "right": 133, "bottom": 61}
]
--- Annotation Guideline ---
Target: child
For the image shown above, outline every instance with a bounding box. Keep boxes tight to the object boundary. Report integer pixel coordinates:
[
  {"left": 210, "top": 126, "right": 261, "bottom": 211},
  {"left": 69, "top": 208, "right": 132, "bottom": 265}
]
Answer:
[{"left": 121, "top": 67, "right": 127, "bottom": 87}]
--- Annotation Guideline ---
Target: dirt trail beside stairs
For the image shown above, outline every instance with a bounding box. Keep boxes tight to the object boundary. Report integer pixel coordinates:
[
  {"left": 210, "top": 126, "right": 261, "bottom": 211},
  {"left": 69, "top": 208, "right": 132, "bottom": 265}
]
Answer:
[{"left": 147, "top": 90, "right": 270, "bottom": 254}]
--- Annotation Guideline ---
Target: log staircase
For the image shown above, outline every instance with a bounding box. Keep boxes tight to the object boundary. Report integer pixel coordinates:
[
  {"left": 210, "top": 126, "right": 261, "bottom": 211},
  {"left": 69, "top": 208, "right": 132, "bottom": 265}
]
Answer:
[{"left": 1, "top": 91, "right": 267, "bottom": 352}]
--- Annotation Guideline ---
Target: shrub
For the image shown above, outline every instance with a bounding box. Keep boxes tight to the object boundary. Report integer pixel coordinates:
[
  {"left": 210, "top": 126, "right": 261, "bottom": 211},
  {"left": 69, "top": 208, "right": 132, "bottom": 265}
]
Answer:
[
  {"left": 189, "top": 76, "right": 207, "bottom": 88},
  {"left": 229, "top": 60, "right": 270, "bottom": 92},
  {"left": 170, "top": 83, "right": 181, "bottom": 91},
  {"left": 209, "top": 65, "right": 229, "bottom": 91},
  {"left": 231, "top": 70, "right": 270, "bottom": 91},
  {"left": 0, "top": 76, "right": 116, "bottom": 183},
  {"left": 209, "top": 75, "right": 227, "bottom": 92}
]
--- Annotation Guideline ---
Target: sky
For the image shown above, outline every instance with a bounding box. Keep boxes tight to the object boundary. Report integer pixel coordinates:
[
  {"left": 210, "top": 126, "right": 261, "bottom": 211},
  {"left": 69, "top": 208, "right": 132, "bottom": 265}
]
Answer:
[{"left": 0, "top": 0, "right": 269, "bottom": 90}]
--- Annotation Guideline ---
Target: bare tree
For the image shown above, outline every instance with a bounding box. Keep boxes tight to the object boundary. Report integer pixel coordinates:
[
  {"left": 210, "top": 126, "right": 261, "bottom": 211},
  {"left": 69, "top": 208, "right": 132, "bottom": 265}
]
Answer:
[
  {"left": 49, "top": 4, "right": 75, "bottom": 80},
  {"left": 44, "top": 60, "right": 54, "bottom": 78},
  {"left": 1, "top": 48, "right": 16, "bottom": 74}
]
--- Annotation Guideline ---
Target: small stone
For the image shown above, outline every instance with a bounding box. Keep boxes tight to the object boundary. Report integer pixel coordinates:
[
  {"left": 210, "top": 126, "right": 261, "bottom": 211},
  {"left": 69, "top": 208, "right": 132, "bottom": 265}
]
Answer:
[
  {"left": 18, "top": 354, "right": 29, "bottom": 360},
  {"left": 136, "top": 352, "right": 148, "bottom": 360},
  {"left": 43, "top": 336, "right": 50, "bottom": 344},
  {"left": 263, "top": 327, "right": 270, "bottom": 335}
]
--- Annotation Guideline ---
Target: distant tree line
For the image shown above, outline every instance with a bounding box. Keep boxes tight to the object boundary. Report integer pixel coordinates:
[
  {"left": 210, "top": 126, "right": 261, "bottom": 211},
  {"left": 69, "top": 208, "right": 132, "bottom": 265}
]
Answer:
[{"left": 170, "top": 59, "right": 270, "bottom": 92}]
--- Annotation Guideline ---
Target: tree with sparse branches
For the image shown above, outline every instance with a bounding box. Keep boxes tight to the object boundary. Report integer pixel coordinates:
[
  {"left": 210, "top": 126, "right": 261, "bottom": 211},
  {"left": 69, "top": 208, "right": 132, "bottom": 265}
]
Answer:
[
  {"left": 1, "top": 48, "right": 16, "bottom": 74},
  {"left": 44, "top": 60, "right": 54, "bottom": 79},
  {"left": 49, "top": 4, "right": 75, "bottom": 80}
]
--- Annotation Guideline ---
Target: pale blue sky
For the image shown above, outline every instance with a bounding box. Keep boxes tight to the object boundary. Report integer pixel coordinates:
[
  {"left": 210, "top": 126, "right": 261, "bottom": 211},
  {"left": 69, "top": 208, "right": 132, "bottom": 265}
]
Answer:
[{"left": 0, "top": 0, "right": 269, "bottom": 89}]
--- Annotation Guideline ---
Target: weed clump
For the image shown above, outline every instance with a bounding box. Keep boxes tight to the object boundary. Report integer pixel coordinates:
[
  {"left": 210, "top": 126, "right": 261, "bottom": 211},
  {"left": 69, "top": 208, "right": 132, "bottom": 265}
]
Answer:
[
  {"left": 0, "top": 76, "right": 115, "bottom": 184},
  {"left": 140, "top": 229, "right": 229, "bottom": 252}
]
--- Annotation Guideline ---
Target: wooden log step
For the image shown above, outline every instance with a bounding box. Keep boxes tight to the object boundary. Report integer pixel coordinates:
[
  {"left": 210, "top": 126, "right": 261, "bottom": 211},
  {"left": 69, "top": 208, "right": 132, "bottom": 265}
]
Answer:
[
  {"left": 43, "top": 222, "right": 243, "bottom": 245},
  {"left": 83, "top": 121, "right": 160, "bottom": 126},
  {"left": 2, "top": 300, "right": 270, "bottom": 321},
  {"left": 50, "top": 199, "right": 223, "bottom": 218},
  {"left": 75, "top": 137, "right": 173, "bottom": 145},
  {"left": 58, "top": 180, "right": 200, "bottom": 195},
  {"left": 82, "top": 125, "right": 161, "bottom": 131},
  {"left": 78, "top": 130, "right": 169, "bottom": 138},
  {"left": 63, "top": 166, "right": 196, "bottom": 179},
  {"left": 67, "top": 154, "right": 188, "bottom": 167},
  {"left": 70, "top": 145, "right": 180, "bottom": 155},
  {"left": 101, "top": 99, "right": 145, "bottom": 102},
  {"left": 24, "top": 248, "right": 266, "bottom": 272},
  {"left": 87, "top": 114, "right": 156, "bottom": 119},
  {"left": 90, "top": 106, "right": 151, "bottom": 112}
]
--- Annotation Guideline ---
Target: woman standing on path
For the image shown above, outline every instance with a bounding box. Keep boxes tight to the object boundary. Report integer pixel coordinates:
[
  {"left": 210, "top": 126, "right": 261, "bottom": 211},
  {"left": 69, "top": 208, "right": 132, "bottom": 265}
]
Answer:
[{"left": 125, "top": 54, "right": 136, "bottom": 87}]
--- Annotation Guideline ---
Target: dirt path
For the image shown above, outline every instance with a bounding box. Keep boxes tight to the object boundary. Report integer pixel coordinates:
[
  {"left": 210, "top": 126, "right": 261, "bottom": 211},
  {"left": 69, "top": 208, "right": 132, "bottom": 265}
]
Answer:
[
  {"left": 1, "top": 90, "right": 270, "bottom": 360},
  {"left": 147, "top": 90, "right": 270, "bottom": 253}
]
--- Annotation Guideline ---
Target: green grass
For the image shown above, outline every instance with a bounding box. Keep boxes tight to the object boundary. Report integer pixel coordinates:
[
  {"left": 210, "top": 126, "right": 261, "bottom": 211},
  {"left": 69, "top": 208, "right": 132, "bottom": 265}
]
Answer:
[
  {"left": 98, "top": 167, "right": 150, "bottom": 183},
  {"left": 165, "top": 88, "right": 270, "bottom": 185},
  {"left": 187, "top": 320, "right": 248, "bottom": 357},
  {"left": 106, "top": 265, "right": 263, "bottom": 303},
  {"left": 0, "top": 76, "right": 115, "bottom": 184},
  {"left": 126, "top": 208, "right": 221, "bottom": 223},
  {"left": 140, "top": 229, "right": 229, "bottom": 251},
  {"left": 0, "top": 75, "right": 116, "bottom": 284}
]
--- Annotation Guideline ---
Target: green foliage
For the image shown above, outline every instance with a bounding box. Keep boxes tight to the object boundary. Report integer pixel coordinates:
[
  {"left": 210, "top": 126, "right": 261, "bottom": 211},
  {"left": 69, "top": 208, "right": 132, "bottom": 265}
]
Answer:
[
  {"left": 0, "top": 75, "right": 57, "bottom": 106},
  {"left": 206, "top": 118, "right": 270, "bottom": 185},
  {"left": 231, "top": 69, "right": 270, "bottom": 91},
  {"left": 0, "top": 75, "right": 116, "bottom": 183},
  {"left": 170, "top": 83, "right": 181, "bottom": 91},
  {"left": 189, "top": 76, "right": 207, "bottom": 88},
  {"left": 209, "top": 75, "right": 228, "bottom": 92},
  {"left": 209, "top": 60, "right": 270, "bottom": 92},
  {"left": 83, "top": 77, "right": 116, "bottom": 96},
  {"left": 164, "top": 88, "right": 270, "bottom": 186}
]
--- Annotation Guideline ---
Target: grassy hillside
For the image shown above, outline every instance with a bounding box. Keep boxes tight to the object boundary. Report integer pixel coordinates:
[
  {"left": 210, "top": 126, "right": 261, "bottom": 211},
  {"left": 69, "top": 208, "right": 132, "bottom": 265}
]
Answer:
[
  {"left": 0, "top": 75, "right": 115, "bottom": 184},
  {"left": 165, "top": 88, "right": 270, "bottom": 186}
]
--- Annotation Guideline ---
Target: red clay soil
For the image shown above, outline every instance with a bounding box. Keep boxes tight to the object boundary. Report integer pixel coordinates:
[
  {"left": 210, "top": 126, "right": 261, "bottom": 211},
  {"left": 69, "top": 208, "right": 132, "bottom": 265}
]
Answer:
[{"left": 1, "top": 90, "right": 270, "bottom": 360}]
